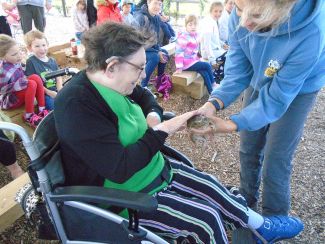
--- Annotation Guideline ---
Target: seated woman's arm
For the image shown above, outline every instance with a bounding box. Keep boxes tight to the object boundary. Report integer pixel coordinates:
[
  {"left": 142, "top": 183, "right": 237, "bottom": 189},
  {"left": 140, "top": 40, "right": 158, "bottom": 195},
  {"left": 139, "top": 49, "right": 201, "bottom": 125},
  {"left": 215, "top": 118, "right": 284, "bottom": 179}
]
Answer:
[
  {"left": 55, "top": 86, "right": 196, "bottom": 184},
  {"left": 56, "top": 95, "right": 168, "bottom": 184}
]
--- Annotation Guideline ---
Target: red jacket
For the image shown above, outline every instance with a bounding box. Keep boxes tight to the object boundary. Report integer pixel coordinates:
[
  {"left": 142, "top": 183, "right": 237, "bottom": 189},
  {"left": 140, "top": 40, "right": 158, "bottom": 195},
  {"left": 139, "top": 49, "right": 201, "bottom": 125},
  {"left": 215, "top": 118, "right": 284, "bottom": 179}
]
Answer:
[{"left": 97, "top": 1, "right": 122, "bottom": 25}]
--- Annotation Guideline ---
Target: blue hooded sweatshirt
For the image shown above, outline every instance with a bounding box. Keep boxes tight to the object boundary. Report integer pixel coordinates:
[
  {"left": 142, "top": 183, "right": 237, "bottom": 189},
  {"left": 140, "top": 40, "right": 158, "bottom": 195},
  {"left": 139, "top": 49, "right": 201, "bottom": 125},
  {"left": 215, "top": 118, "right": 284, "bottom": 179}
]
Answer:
[{"left": 210, "top": 0, "right": 325, "bottom": 131}]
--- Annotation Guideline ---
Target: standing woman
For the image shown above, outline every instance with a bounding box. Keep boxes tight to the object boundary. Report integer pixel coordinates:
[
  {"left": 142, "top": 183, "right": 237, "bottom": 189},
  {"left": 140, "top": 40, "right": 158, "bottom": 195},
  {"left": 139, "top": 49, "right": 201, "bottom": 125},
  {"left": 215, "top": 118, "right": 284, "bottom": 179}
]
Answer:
[{"left": 198, "top": 0, "right": 325, "bottom": 217}]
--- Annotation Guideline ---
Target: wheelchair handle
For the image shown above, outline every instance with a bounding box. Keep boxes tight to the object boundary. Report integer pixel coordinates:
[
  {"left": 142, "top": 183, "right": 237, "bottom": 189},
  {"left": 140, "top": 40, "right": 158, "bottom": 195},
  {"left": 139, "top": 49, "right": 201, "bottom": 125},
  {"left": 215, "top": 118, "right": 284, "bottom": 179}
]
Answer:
[
  {"left": 44, "top": 68, "right": 79, "bottom": 80},
  {"left": 0, "top": 122, "right": 40, "bottom": 160}
]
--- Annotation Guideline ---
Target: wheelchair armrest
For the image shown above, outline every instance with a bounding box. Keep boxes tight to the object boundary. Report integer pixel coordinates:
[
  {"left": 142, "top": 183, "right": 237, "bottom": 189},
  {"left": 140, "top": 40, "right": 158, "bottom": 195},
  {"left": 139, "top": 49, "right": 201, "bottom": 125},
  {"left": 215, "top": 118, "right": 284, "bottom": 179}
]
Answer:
[
  {"left": 50, "top": 186, "right": 158, "bottom": 213},
  {"left": 161, "top": 144, "right": 194, "bottom": 168},
  {"left": 162, "top": 111, "right": 175, "bottom": 121}
]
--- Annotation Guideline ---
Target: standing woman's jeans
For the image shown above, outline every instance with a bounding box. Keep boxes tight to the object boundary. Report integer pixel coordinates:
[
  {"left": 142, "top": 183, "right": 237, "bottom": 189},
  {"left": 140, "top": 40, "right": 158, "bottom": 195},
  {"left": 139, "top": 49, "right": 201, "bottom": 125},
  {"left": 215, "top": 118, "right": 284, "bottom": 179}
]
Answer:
[
  {"left": 141, "top": 49, "right": 168, "bottom": 87},
  {"left": 239, "top": 86, "right": 319, "bottom": 216},
  {"left": 185, "top": 61, "right": 215, "bottom": 94}
]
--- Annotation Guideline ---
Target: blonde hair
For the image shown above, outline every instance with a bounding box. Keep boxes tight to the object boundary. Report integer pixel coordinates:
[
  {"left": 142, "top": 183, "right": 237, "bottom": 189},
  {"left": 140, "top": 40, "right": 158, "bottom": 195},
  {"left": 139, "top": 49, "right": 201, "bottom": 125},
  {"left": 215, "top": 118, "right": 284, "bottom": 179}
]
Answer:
[
  {"left": 0, "top": 34, "right": 16, "bottom": 58},
  {"left": 210, "top": 1, "right": 223, "bottom": 13},
  {"left": 24, "top": 30, "right": 48, "bottom": 47},
  {"left": 185, "top": 14, "right": 198, "bottom": 26},
  {"left": 239, "top": 0, "right": 297, "bottom": 32}
]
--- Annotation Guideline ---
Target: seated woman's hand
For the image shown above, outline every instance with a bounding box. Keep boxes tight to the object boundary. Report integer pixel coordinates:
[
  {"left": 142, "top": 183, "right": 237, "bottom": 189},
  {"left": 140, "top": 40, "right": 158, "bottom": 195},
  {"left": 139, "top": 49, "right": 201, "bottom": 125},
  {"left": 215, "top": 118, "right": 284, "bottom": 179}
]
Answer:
[{"left": 153, "top": 110, "right": 198, "bottom": 135}]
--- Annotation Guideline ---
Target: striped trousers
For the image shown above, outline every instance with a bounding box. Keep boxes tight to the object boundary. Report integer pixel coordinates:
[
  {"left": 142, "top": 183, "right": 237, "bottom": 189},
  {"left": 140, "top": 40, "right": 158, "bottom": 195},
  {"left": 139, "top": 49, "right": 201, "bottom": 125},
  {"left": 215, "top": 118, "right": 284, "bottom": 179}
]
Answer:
[{"left": 139, "top": 158, "right": 250, "bottom": 243}]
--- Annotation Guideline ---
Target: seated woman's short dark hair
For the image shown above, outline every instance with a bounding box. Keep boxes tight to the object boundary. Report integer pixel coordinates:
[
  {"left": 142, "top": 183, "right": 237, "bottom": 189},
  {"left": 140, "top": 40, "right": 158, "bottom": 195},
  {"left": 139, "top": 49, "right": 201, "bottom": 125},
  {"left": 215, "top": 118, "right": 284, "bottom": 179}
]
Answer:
[{"left": 82, "top": 22, "right": 147, "bottom": 72}]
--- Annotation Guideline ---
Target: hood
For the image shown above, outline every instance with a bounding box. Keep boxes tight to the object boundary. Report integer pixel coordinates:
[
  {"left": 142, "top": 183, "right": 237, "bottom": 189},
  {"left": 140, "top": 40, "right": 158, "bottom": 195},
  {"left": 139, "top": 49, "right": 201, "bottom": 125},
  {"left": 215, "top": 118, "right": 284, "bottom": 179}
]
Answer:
[{"left": 258, "top": 0, "right": 323, "bottom": 36}]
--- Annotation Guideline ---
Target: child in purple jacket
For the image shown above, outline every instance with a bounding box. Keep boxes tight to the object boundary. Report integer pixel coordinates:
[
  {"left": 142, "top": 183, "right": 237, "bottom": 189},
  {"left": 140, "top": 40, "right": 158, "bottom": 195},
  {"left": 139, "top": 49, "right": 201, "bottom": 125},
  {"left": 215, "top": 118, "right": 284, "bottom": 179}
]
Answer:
[{"left": 175, "top": 14, "right": 218, "bottom": 94}]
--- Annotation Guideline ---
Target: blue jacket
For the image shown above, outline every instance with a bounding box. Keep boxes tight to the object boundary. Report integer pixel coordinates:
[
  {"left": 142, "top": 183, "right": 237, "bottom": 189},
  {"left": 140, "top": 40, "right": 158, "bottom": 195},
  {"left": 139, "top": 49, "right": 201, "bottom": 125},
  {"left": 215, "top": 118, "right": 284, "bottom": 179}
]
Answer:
[{"left": 211, "top": 0, "right": 325, "bottom": 131}]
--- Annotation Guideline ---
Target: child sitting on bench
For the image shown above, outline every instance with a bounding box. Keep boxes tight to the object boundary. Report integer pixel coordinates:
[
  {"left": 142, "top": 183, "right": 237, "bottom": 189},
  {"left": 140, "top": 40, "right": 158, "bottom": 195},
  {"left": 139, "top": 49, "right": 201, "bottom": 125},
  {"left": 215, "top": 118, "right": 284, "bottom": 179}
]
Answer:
[
  {"left": 0, "top": 34, "right": 48, "bottom": 128},
  {"left": 175, "top": 14, "right": 218, "bottom": 94},
  {"left": 24, "top": 30, "right": 63, "bottom": 111}
]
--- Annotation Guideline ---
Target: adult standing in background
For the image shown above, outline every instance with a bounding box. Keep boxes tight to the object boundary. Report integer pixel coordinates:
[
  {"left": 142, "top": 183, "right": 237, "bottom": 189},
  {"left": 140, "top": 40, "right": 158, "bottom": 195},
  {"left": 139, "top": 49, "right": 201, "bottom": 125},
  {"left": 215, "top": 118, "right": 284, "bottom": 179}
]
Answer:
[
  {"left": 16, "top": 0, "right": 52, "bottom": 34},
  {"left": 197, "top": 0, "right": 324, "bottom": 218},
  {"left": 218, "top": 0, "right": 234, "bottom": 44}
]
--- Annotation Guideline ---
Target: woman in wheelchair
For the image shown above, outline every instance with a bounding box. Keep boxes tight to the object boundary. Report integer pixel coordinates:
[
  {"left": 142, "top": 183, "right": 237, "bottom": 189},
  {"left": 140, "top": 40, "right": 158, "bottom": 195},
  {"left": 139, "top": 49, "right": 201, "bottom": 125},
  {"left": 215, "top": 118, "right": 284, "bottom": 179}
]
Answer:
[{"left": 53, "top": 22, "right": 303, "bottom": 243}]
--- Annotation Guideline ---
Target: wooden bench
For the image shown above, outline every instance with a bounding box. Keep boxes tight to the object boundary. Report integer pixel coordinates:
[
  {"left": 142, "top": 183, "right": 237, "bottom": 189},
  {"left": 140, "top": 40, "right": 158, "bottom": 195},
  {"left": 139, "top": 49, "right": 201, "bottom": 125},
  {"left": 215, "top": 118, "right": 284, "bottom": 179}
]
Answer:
[
  {"left": 48, "top": 42, "right": 86, "bottom": 67},
  {"left": 160, "top": 42, "right": 209, "bottom": 99},
  {"left": 48, "top": 42, "right": 70, "bottom": 67},
  {"left": 0, "top": 173, "right": 30, "bottom": 232},
  {"left": 172, "top": 71, "right": 208, "bottom": 99}
]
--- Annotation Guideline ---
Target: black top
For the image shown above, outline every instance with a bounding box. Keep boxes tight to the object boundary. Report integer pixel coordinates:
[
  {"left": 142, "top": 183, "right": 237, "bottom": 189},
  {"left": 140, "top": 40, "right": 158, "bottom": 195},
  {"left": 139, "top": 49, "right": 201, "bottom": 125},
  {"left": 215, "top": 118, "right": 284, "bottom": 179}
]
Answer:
[
  {"left": 25, "top": 55, "right": 59, "bottom": 89},
  {"left": 54, "top": 71, "right": 168, "bottom": 187}
]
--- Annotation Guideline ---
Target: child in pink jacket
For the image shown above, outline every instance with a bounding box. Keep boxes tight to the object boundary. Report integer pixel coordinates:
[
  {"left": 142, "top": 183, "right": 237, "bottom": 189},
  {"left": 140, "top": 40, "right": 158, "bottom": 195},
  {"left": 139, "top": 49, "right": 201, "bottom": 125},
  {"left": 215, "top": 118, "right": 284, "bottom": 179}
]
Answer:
[{"left": 175, "top": 14, "right": 217, "bottom": 93}]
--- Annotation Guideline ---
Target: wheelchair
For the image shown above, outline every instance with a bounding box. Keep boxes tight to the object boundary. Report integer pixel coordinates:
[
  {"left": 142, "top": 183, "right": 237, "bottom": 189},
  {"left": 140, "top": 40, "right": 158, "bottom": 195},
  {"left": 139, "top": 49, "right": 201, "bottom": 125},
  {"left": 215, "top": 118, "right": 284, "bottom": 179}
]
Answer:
[{"left": 0, "top": 90, "right": 195, "bottom": 243}]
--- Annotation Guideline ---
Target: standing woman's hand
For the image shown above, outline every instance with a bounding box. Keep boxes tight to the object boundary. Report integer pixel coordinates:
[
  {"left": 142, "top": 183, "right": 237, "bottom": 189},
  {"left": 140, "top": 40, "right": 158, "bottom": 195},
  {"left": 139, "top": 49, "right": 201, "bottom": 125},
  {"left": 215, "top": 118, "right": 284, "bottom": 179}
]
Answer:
[
  {"left": 189, "top": 116, "right": 237, "bottom": 136},
  {"left": 153, "top": 110, "right": 199, "bottom": 135},
  {"left": 198, "top": 98, "right": 224, "bottom": 117},
  {"left": 198, "top": 102, "right": 217, "bottom": 117}
]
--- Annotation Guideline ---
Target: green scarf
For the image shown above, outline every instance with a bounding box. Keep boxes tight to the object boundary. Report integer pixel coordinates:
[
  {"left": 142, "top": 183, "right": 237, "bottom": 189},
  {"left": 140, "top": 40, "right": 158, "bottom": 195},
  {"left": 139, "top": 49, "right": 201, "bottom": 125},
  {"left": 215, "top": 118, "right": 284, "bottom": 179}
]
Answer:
[{"left": 92, "top": 82, "right": 171, "bottom": 195}]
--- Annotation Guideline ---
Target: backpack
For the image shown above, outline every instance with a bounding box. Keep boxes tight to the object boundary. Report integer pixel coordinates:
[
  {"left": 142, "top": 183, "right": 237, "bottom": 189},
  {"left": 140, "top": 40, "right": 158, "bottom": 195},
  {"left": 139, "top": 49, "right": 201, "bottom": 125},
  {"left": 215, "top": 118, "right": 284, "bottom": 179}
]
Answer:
[{"left": 152, "top": 74, "right": 173, "bottom": 101}]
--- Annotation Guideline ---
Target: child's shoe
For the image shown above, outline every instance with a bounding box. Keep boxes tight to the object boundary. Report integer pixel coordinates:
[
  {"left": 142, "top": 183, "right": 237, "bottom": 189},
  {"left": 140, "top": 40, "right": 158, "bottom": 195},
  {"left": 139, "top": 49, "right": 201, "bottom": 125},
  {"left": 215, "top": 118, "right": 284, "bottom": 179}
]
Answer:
[
  {"left": 38, "top": 109, "right": 50, "bottom": 118},
  {"left": 23, "top": 113, "right": 42, "bottom": 128},
  {"left": 254, "top": 216, "right": 304, "bottom": 244}
]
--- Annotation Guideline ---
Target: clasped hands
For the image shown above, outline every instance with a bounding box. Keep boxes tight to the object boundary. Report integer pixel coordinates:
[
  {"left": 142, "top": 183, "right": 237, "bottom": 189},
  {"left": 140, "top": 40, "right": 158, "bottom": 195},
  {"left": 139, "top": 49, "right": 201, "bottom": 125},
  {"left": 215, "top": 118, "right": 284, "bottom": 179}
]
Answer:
[{"left": 146, "top": 101, "right": 237, "bottom": 136}]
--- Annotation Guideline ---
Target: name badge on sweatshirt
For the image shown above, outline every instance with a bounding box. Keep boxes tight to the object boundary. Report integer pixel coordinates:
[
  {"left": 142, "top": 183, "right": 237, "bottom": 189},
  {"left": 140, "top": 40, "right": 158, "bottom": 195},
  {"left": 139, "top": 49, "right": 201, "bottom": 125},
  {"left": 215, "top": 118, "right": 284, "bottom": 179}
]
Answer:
[{"left": 264, "top": 59, "right": 281, "bottom": 78}]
